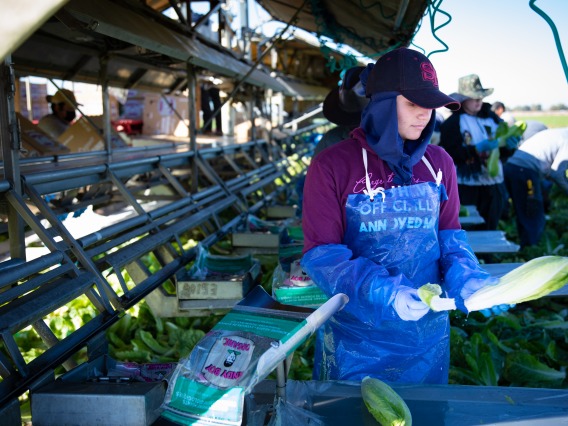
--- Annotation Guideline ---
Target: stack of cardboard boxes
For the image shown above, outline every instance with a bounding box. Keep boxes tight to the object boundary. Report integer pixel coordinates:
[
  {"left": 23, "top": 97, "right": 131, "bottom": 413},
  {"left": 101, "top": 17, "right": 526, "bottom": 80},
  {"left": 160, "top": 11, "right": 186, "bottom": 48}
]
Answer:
[
  {"left": 16, "top": 113, "right": 69, "bottom": 157},
  {"left": 57, "top": 116, "right": 130, "bottom": 152}
]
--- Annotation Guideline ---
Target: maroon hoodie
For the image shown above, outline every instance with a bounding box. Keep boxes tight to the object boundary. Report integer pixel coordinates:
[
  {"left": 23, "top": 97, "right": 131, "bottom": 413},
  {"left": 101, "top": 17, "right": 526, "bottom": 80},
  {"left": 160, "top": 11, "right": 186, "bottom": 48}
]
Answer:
[{"left": 302, "top": 127, "right": 462, "bottom": 254}]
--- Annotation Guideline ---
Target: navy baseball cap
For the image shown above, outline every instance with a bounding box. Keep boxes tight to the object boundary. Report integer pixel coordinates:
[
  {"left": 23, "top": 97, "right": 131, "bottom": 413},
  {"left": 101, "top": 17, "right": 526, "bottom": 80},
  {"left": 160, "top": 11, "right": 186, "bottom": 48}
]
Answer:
[{"left": 365, "top": 47, "right": 460, "bottom": 111}]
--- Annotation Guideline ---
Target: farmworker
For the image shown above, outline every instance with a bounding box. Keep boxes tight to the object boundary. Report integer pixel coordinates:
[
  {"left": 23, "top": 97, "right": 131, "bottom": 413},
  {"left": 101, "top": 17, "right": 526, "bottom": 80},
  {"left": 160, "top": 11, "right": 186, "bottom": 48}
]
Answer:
[
  {"left": 301, "top": 48, "right": 508, "bottom": 384},
  {"left": 504, "top": 127, "right": 568, "bottom": 247},
  {"left": 200, "top": 79, "right": 223, "bottom": 135},
  {"left": 315, "top": 66, "right": 369, "bottom": 156},
  {"left": 38, "top": 89, "right": 80, "bottom": 139},
  {"left": 439, "top": 74, "right": 520, "bottom": 229},
  {"left": 299, "top": 66, "right": 368, "bottom": 215},
  {"left": 491, "top": 101, "right": 515, "bottom": 126},
  {"left": 521, "top": 120, "right": 548, "bottom": 144}
]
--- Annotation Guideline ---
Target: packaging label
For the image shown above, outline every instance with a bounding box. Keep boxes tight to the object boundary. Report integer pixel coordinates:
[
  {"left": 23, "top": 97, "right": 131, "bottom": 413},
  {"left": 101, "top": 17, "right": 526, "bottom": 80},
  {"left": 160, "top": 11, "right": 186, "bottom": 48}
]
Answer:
[
  {"left": 285, "top": 259, "right": 313, "bottom": 287},
  {"left": 202, "top": 336, "right": 254, "bottom": 388},
  {"left": 274, "top": 286, "right": 328, "bottom": 306},
  {"left": 215, "top": 311, "right": 306, "bottom": 340}
]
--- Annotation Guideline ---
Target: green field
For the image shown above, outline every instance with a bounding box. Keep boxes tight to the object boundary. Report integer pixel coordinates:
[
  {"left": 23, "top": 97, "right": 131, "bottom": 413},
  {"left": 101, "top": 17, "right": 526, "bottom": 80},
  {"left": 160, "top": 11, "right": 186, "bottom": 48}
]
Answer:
[{"left": 514, "top": 113, "right": 568, "bottom": 128}]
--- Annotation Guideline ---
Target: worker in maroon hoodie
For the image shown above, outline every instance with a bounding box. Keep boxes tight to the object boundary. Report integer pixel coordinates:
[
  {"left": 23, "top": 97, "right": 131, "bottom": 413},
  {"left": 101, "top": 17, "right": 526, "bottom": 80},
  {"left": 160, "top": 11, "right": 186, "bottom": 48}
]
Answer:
[{"left": 301, "top": 48, "right": 509, "bottom": 384}]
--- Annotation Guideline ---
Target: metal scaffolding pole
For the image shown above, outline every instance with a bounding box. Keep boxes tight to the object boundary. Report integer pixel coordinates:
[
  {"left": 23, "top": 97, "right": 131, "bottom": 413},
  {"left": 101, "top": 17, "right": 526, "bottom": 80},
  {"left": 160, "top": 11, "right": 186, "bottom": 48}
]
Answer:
[{"left": 0, "top": 56, "right": 25, "bottom": 260}]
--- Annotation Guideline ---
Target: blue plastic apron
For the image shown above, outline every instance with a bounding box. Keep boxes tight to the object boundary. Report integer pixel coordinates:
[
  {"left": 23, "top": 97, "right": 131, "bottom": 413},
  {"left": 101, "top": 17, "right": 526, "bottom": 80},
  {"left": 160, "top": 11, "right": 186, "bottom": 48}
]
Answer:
[{"left": 315, "top": 148, "right": 451, "bottom": 384}]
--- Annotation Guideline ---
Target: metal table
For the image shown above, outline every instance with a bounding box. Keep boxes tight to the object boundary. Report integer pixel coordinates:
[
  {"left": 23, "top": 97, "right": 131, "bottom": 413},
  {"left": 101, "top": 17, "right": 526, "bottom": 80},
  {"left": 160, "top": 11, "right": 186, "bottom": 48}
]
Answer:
[
  {"left": 459, "top": 205, "right": 485, "bottom": 227},
  {"left": 466, "top": 230, "right": 520, "bottom": 253},
  {"left": 246, "top": 379, "right": 568, "bottom": 426}
]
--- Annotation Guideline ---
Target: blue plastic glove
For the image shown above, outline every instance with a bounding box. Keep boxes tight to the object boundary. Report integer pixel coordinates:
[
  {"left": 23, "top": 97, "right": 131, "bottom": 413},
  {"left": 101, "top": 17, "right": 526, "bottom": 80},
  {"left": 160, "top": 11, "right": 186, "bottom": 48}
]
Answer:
[
  {"left": 475, "top": 138, "right": 499, "bottom": 153},
  {"left": 456, "top": 276, "right": 498, "bottom": 314},
  {"left": 393, "top": 287, "right": 430, "bottom": 321},
  {"left": 505, "top": 135, "right": 521, "bottom": 149},
  {"left": 479, "top": 303, "right": 516, "bottom": 318},
  {"left": 458, "top": 277, "right": 516, "bottom": 315}
]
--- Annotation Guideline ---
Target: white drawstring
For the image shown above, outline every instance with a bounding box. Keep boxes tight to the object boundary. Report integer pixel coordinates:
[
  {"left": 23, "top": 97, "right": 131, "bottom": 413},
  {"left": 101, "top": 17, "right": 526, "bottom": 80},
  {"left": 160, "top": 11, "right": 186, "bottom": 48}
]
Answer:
[
  {"left": 360, "top": 150, "right": 442, "bottom": 200},
  {"left": 421, "top": 157, "right": 443, "bottom": 186},
  {"left": 362, "top": 149, "right": 385, "bottom": 201}
]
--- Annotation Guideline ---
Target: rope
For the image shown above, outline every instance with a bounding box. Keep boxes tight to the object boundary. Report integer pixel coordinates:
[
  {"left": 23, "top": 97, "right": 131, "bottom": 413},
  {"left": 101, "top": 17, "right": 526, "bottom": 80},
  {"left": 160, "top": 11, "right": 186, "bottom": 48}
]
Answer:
[
  {"left": 529, "top": 0, "right": 568, "bottom": 84},
  {"left": 309, "top": 0, "right": 408, "bottom": 73},
  {"left": 409, "top": 0, "right": 451, "bottom": 58}
]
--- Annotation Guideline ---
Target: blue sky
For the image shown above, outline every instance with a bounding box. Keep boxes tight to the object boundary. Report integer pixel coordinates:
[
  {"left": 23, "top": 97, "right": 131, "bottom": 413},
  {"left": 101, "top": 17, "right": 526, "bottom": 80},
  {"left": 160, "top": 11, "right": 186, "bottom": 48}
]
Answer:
[{"left": 409, "top": 0, "right": 567, "bottom": 110}]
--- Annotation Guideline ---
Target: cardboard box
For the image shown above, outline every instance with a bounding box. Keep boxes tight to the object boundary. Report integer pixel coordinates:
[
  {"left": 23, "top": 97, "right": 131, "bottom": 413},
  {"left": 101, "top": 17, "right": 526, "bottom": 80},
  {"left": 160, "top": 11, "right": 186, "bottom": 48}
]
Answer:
[
  {"left": 142, "top": 93, "right": 189, "bottom": 136},
  {"left": 18, "top": 82, "right": 50, "bottom": 122},
  {"left": 16, "top": 112, "right": 70, "bottom": 155},
  {"left": 57, "top": 116, "right": 129, "bottom": 152},
  {"left": 120, "top": 96, "right": 145, "bottom": 120},
  {"left": 89, "top": 115, "right": 130, "bottom": 148},
  {"left": 57, "top": 116, "right": 105, "bottom": 152}
]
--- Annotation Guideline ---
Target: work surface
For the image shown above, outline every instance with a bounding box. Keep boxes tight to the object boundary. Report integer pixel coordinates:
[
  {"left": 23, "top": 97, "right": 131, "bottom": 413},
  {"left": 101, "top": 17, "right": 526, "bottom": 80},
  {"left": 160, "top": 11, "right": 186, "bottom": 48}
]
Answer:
[
  {"left": 246, "top": 379, "right": 568, "bottom": 426},
  {"left": 466, "top": 230, "right": 521, "bottom": 253}
]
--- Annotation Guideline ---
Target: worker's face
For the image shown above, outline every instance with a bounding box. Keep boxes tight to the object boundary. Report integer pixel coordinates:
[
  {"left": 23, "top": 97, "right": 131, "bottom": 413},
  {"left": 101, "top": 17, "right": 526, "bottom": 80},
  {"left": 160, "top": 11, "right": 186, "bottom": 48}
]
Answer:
[
  {"left": 462, "top": 98, "right": 483, "bottom": 116},
  {"left": 55, "top": 103, "right": 77, "bottom": 123},
  {"left": 396, "top": 95, "right": 432, "bottom": 141}
]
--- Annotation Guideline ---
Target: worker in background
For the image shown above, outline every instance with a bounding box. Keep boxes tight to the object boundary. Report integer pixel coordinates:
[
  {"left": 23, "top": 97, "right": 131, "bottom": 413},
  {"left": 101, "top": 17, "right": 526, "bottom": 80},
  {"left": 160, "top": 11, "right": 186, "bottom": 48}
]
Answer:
[
  {"left": 200, "top": 80, "right": 223, "bottom": 136},
  {"left": 301, "top": 48, "right": 511, "bottom": 385},
  {"left": 297, "top": 66, "right": 368, "bottom": 215},
  {"left": 504, "top": 127, "right": 568, "bottom": 247},
  {"left": 315, "top": 66, "right": 369, "bottom": 156},
  {"left": 491, "top": 101, "right": 516, "bottom": 126},
  {"left": 491, "top": 101, "right": 548, "bottom": 144},
  {"left": 439, "top": 75, "right": 520, "bottom": 230},
  {"left": 38, "top": 89, "right": 79, "bottom": 139}
]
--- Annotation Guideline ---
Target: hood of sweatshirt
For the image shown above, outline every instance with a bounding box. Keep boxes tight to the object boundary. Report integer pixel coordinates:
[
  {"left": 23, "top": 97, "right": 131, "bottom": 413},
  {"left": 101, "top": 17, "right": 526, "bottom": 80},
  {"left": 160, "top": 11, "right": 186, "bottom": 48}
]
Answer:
[{"left": 360, "top": 91, "right": 435, "bottom": 185}]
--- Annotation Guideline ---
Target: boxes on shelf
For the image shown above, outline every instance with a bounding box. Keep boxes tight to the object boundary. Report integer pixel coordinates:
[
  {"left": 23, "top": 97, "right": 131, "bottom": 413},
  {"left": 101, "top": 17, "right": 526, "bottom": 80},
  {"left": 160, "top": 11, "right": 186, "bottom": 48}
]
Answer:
[
  {"left": 175, "top": 245, "right": 261, "bottom": 315},
  {"left": 231, "top": 214, "right": 292, "bottom": 253},
  {"left": 266, "top": 204, "right": 298, "bottom": 219}
]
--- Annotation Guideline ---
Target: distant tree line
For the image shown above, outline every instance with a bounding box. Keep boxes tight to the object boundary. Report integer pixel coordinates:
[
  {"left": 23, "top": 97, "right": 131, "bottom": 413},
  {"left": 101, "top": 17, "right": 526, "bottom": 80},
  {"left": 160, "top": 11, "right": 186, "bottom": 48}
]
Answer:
[{"left": 511, "top": 103, "right": 568, "bottom": 112}]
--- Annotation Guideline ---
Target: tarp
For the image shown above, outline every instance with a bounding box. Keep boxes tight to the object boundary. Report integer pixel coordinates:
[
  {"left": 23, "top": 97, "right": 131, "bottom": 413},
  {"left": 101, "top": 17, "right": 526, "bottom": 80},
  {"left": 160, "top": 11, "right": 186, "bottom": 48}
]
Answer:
[
  {"left": 0, "top": 0, "right": 69, "bottom": 61},
  {"left": 64, "top": 0, "right": 288, "bottom": 92},
  {"left": 275, "top": 77, "right": 330, "bottom": 101},
  {"left": 256, "top": 0, "right": 429, "bottom": 58}
]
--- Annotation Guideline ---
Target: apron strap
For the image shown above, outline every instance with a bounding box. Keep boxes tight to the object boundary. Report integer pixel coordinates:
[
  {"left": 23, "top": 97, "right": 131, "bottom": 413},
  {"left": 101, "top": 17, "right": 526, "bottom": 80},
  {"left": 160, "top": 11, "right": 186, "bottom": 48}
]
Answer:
[
  {"left": 421, "top": 156, "right": 443, "bottom": 186},
  {"left": 362, "top": 148, "right": 385, "bottom": 201}
]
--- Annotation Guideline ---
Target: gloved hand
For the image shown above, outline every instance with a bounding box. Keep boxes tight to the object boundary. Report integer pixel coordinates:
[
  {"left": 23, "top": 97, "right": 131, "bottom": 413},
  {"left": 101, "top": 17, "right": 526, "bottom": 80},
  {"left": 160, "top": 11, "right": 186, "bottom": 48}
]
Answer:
[
  {"left": 456, "top": 276, "right": 499, "bottom": 314},
  {"left": 394, "top": 287, "right": 430, "bottom": 321},
  {"left": 505, "top": 135, "right": 521, "bottom": 149},
  {"left": 475, "top": 139, "right": 499, "bottom": 153},
  {"left": 479, "top": 303, "right": 516, "bottom": 318}
]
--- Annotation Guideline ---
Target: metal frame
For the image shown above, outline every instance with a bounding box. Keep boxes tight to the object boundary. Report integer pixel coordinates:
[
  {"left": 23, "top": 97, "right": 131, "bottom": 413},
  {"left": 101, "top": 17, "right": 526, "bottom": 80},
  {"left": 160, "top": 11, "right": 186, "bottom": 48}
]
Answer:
[{"left": 0, "top": 133, "right": 311, "bottom": 411}]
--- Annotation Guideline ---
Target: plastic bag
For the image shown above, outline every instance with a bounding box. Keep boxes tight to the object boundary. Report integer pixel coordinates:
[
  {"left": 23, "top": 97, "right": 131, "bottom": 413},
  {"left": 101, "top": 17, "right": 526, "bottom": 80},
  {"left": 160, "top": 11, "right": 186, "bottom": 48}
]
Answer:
[
  {"left": 188, "top": 243, "right": 255, "bottom": 280},
  {"left": 160, "top": 287, "right": 314, "bottom": 425},
  {"left": 272, "top": 261, "right": 328, "bottom": 308}
]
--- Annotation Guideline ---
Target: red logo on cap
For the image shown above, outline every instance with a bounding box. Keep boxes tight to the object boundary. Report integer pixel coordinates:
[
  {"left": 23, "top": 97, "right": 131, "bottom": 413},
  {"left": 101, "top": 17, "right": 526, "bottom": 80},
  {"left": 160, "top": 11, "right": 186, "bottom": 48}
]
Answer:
[{"left": 421, "top": 62, "right": 438, "bottom": 87}]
